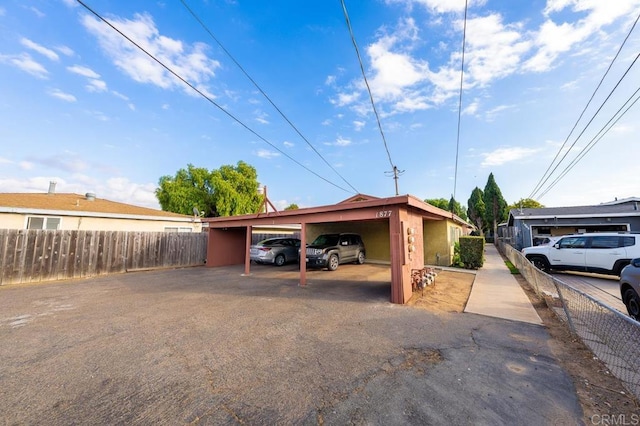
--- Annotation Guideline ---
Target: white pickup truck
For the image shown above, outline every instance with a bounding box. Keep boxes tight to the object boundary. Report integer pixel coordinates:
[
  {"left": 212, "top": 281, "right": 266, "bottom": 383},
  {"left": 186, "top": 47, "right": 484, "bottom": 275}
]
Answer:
[{"left": 522, "top": 233, "right": 639, "bottom": 276}]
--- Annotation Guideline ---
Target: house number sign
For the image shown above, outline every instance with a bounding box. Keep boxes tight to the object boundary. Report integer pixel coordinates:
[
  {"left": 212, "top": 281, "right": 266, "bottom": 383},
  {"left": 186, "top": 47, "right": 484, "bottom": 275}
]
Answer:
[{"left": 376, "top": 210, "right": 392, "bottom": 218}]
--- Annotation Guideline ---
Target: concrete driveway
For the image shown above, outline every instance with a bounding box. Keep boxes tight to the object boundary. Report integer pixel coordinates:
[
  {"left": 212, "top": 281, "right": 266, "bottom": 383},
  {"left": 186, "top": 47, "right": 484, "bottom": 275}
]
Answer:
[{"left": 1, "top": 264, "right": 584, "bottom": 424}]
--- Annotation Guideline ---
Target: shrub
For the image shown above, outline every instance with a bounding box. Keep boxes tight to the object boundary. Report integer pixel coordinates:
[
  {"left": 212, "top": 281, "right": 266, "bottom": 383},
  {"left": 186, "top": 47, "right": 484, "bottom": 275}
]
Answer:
[
  {"left": 459, "top": 236, "right": 485, "bottom": 269},
  {"left": 451, "top": 242, "right": 464, "bottom": 268}
]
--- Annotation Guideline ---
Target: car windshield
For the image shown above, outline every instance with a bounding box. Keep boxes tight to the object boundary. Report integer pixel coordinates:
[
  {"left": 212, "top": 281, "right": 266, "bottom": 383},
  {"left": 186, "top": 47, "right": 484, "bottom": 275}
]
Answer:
[{"left": 311, "top": 234, "right": 339, "bottom": 246}]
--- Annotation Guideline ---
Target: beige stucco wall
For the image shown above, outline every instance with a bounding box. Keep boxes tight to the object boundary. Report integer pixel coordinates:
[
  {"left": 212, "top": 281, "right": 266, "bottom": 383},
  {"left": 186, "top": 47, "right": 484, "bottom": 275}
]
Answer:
[
  {"left": 423, "top": 219, "right": 463, "bottom": 266},
  {"left": 0, "top": 212, "right": 201, "bottom": 232},
  {"left": 0, "top": 213, "right": 26, "bottom": 229},
  {"left": 306, "top": 219, "right": 390, "bottom": 263}
]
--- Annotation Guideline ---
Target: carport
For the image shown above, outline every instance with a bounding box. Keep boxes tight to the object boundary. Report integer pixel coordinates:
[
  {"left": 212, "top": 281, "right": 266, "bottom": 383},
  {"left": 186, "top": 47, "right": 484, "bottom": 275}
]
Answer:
[{"left": 203, "top": 194, "right": 470, "bottom": 304}]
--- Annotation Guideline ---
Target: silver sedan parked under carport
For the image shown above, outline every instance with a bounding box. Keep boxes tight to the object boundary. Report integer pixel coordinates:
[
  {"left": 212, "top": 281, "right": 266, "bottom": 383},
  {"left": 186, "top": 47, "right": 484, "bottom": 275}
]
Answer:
[{"left": 250, "top": 237, "right": 301, "bottom": 266}]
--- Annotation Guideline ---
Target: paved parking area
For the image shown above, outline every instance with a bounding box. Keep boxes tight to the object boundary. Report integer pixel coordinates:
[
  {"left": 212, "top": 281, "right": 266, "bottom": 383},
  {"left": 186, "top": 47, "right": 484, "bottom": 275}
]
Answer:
[
  {"left": 0, "top": 264, "right": 585, "bottom": 424},
  {"left": 551, "top": 272, "right": 626, "bottom": 313}
]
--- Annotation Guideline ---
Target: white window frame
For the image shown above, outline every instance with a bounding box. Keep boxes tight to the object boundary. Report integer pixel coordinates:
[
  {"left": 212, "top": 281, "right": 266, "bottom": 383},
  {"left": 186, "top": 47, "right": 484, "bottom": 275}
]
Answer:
[
  {"left": 164, "top": 227, "right": 193, "bottom": 233},
  {"left": 26, "top": 216, "right": 61, "bottom": 230}
]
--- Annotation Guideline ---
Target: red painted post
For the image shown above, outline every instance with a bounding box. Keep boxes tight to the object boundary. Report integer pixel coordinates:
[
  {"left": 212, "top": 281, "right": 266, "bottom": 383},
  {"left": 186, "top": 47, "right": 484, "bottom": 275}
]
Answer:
[
  {"left": 243, "top": 225, "right": 252, "bottom": 276},
  {"left": 299, "top": 222, "right": 306, "bottom": 286}
]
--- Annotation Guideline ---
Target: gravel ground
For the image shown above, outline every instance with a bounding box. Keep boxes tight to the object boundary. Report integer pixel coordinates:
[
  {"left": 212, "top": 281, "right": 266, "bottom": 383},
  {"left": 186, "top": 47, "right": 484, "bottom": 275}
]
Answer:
[{"left": 1, "top": 264, "right": 585, "bottom": 425}]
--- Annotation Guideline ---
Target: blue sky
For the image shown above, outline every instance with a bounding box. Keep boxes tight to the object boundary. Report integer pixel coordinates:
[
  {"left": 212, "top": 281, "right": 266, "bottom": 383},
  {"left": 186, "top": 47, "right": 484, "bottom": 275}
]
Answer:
[{"left": 1, "top": 0, "right": 640, "bottom": 211}]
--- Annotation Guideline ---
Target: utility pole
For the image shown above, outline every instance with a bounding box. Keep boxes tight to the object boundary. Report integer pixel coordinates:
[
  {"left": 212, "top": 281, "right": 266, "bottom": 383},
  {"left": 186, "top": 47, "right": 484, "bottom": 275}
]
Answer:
[{"left": 385, "top": 166, "right": 404, "bottom": 196}]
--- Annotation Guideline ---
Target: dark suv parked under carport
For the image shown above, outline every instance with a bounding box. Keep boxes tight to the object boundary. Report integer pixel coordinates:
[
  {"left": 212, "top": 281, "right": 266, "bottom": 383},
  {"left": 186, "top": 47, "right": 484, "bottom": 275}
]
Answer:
[{"left": 305, "top": 233, "right": 365, "bottom": 271}]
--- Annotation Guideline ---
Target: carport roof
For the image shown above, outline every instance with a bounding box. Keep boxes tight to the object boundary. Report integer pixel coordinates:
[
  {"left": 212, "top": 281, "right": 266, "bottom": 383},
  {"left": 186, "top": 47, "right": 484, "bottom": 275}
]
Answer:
[{"left": 203, "top": 194, "right": 471, "bottom": 228}]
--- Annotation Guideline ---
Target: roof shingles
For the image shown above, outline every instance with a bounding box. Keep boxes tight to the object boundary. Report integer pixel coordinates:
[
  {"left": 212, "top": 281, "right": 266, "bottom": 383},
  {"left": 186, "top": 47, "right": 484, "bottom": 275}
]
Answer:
[{"left": 0, "top": 193, "right": 189, "bottom": 219}]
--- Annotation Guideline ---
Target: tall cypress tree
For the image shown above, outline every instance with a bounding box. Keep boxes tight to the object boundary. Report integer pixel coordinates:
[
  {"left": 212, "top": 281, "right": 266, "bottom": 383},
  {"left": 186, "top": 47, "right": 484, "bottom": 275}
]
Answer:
[
  {"left": 483, "top": 173, "right": 508, "bottom": 241},
  {"left": 467, "top": 187, "right": 486, "bottom": 233}
]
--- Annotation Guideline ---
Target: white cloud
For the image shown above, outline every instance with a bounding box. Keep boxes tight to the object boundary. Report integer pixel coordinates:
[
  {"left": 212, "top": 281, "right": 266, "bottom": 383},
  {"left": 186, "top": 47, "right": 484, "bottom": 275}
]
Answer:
[
  {"left": 0, "top": 53, "right": 49, "bottom": 78},
  {"left": 255, "top": 149, "right": 280, "bottom": 159},
  {"left": 283, "top": 141, "right": 294, "bottom": 148},
  {"left": 87, "top": 79, "right": 108, "bottom": 93},
  {"left": 481, "top": 147, "right": 540, "bottom": 167},
  {"left": 332, "top": 91, "right": 360, "bottom": 107},
  {"left": 485, "top": 104, "right": 515, "bottom": 121},
  {"left": 333, "top": 0, "right": 639, "bottom": 117},
  {"left": 87, "top": 110, "right": 110, "bottom": 121},
  {"left": 67, "top": 65, "right": 100, "bottom": 79},
  {"left": 29, "top": 7, "right": 45, "bottom": 18},
  {"left": 25, "top": 154, "right": 87, "bottom": 172},
  {"left": 48, "top": 88, "right": 77, "bottom": 102},
  {"left": 20, "top": 38, "right": 59, "bottom": 61},
  {"left": 325, "top": 136, "right": 352, "bottom": 147},
  {"left": 525, "top": 0, "right": 640, "bottom": 72},
  {"left": 254, "top": 110, "right": 269, "bottom": 124},
  {"left": 56, "top": 45, "right": 75, "bottom": 56},
  {"left": 386, "top": 0, "right": 487, "bottom": 14},
  {"left": 353, "top": 120, "right": 365, "bottom": 131},
  {"left": 0, "top": 176, "right": 159, "bottom": 209},
  {"left": 81, "top": 13, "right": 220, "bottom": 95},
  {"left": 462, "top": 100, "right": 479, "bottom": 116}
]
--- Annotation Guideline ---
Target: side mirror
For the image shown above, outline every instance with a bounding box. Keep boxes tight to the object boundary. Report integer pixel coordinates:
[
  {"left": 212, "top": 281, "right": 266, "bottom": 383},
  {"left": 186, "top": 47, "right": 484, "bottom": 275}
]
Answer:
[
  {"left": 632, "top": 258, "right": 640, "bottom": 268},
  {"left": 553, "top": 243, "right": 560, "bottom": 249}
]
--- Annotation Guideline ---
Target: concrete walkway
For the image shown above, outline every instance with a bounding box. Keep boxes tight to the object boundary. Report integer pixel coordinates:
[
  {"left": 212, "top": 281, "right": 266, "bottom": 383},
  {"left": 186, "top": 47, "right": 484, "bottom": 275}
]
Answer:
[{"left": 465, "top": 244, "right": 543, "bottom": 325}]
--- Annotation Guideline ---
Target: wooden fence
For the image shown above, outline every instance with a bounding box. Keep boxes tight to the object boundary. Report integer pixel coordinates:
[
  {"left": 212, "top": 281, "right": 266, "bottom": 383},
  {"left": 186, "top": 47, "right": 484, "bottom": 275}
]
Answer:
[{"left": 0, "top": 229, "right": 208, "bottom": 286}]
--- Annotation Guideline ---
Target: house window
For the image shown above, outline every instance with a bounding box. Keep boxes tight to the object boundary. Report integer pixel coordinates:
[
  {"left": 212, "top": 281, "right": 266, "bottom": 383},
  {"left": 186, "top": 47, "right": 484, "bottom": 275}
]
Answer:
[
  {"left": 27, "top": 216, "right": 61, "bottom": 230},
  {"left": 164, "top": 227, "right": 193, "bottom": 233}
]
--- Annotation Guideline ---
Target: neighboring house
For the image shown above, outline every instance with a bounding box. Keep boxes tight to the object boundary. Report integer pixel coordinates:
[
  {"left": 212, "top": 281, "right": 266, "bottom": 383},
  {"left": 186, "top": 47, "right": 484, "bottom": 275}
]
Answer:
[
  {"left": 0, "top": 185, "right": 201, "bottom": 232},
  {"left": 503, "top": 197, "right": 640, "bottom": 250}
]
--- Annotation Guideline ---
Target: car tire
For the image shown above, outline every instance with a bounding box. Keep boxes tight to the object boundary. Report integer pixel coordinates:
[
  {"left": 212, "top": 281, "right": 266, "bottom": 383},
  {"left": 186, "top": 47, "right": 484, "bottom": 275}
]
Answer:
[
  {"left": 356, "top": 251, "right": 365, "bottom": 264},
  {"left": 274, "top": 254, "right": 286, "bottom": 267},
  {"left": 530, "top": 256, "right": 550, "bottom": 273},
  {"left": 623, "top": 288, "right": 640, "bottom": 321},
  {"left": 327, "top": 254, "right": 339, "bottom": 271}
]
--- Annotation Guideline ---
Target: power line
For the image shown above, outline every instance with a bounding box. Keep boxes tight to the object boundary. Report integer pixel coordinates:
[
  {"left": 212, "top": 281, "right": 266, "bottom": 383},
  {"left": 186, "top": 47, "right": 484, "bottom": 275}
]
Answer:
[
  {"left": 532, "top": 52, "right": 640, "bottom": 199},
  {"left": 76, "top": 0, "right": 353, "bottom": 194},
  {"left": 340, "top": 0, "right": 401, "bottom": 194},
  {"left": 452, "top": 0, "right": 469, "bottom": 202},
  {"left": 529, "top": 11, "right": 640, "bottom": 200},
  {"left": 179, "top": 0, "right": 359, "bottom": 194},
  {"left": 537, "top": 85, "right": 640, "bottom": 200}
]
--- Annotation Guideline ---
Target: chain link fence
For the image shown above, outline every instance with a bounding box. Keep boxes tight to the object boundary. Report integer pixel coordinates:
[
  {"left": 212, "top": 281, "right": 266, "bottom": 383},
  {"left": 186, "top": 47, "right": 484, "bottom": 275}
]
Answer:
[{"left": 499, "top": 241, "right": 640, "bottom": 402}]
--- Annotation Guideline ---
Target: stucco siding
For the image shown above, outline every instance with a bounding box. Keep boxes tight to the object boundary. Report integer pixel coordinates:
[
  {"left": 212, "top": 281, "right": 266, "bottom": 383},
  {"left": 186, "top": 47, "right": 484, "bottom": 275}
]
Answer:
[
  {"left": 423, "top": 219, "right": 462, "bottom": 266},
  {"left": 0, "top": 212, "right": 201, "bottom": 232}
]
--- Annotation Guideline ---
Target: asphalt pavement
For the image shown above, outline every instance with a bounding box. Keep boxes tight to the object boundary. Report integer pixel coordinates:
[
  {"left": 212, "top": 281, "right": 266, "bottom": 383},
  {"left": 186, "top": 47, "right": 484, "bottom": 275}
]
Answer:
[{"left": 0, "top": 260, "right": 586, "bottom": 424}]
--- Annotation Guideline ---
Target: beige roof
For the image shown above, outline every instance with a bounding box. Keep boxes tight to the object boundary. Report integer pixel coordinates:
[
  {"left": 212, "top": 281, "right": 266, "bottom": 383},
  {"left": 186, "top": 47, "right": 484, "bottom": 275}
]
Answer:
[{"left": 0, "top": 192, "right": 190, "bottom": 219}]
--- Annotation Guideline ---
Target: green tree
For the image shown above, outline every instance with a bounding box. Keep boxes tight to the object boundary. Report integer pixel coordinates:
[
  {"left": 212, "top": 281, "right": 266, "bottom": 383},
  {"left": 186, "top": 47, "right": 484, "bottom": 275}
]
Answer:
[
  {"left": 467, "top": 187, "right": 486, "bottom": 233},
  {"left": 425, "top": 198, "right": 449, "bottom": 210},
  {"left": 508, "top": 198, "right": 544, "bottom": 211},
  {"left": 284, "top": 203, "right": 299, "bottom": 210},
  {"left": 426, "top": 197, "right": 467, "bottom": 221},
  {"left": 156, "top": 161, "right": 262, "bottom": 217},
  {"left": 448, "top": 196, "right": 468, "bottom": 221},
  {"left": 483, "top": 173, "right": 508, "bottom": 240}
]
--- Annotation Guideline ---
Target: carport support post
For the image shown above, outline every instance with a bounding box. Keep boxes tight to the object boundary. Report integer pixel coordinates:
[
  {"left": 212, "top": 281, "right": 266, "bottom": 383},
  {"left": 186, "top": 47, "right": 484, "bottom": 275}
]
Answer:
[
  {"left": 299, "top": 222, "right": 306, "bottom": 286},
  {"left": 243, "top": 225, "right": 252, "bottom": 276}
]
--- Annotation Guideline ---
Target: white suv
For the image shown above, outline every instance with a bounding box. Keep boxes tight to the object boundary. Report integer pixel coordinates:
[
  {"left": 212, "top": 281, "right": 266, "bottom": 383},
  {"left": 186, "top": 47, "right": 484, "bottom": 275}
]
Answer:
[{"left": 522, "top": 233, "right": 639, "bottom": 276}]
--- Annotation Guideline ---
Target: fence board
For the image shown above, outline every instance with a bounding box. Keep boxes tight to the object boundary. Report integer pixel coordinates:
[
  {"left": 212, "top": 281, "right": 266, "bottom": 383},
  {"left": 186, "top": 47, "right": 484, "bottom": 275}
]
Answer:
[{"left": 0, "top": 229, "right": 207, "bottom": 286}]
